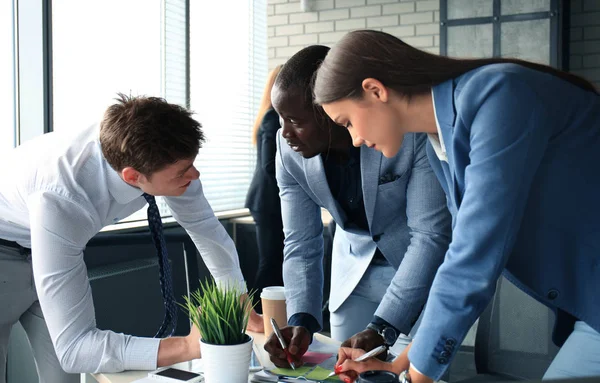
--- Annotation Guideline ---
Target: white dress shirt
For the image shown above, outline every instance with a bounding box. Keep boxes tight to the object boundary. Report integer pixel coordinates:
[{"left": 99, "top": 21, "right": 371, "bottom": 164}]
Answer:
[
  {"left": 0, "top": 124, "right": 245, "bottom": 373},
  {"left": 428, "top": 89, "right": 448, "bottom": 162}
]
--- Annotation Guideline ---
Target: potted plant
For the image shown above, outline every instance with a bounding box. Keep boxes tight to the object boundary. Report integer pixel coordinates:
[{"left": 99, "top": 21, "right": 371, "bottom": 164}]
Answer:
[{"left": 182, "top": 280, "right": 255, "bottom": 383}]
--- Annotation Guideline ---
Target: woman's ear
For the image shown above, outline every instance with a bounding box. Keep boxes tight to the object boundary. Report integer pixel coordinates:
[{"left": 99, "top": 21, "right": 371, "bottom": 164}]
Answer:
[{"left": 361, "top": 78, "right": 389, "bottom": 103}]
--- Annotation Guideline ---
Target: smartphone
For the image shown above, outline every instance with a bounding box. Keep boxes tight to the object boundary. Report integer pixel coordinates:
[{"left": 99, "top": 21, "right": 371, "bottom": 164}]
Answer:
[{"left": 148, "top": 367, "right": 204, "bottom": 382}]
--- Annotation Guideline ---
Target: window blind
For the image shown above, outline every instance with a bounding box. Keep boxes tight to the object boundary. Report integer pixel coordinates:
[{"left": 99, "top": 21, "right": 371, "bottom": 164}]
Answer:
[{"left": 189, "top": 0, "right": 268, "bottom": 212}]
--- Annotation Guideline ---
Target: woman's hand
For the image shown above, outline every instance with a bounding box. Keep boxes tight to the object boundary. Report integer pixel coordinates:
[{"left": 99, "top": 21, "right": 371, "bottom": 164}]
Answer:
[{"left": 336, "top": 347, "right": 396, "bottom": 383}]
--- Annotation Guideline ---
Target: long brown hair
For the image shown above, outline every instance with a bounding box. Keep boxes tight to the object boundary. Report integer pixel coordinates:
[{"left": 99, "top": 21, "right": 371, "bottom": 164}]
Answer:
[
  {"left": 314, "top": 30, "right": 597, "bottom": 105},
  {"left": 252, "top": 65, "right": 282, "bottom": 145}
]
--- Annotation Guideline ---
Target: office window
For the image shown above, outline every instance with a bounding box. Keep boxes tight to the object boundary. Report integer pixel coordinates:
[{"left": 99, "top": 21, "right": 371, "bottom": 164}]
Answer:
[
  {"left": 1, "top": 1, "right": 16, "bottom": 150},
  {"left": 52, "top": 0, "right": 162, "bottom": 133},
  {"left": 189, "top": 0, "right": 267, "bottom": 212},
  {"left": 441, "top": 0, "right": 562, "bottom": 67},
  {"left": 52, "top": 0, "right": 188, "bottom": 220}
]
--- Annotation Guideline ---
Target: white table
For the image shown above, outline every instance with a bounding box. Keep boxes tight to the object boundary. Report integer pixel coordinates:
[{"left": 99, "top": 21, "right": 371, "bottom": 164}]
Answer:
[
  {"left": 88, "top": 332, "right": 447, "bottom": 383},
  {"left": 89, "top": 331, "right": 301, "bottom": 383}
]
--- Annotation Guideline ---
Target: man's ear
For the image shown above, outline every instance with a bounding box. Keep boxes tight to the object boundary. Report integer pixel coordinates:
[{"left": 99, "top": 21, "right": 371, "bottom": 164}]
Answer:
[
  {"left": 361, "top": 78, "right": 389, "bottom": 103},
  {"left": 121, "top": 167, "right": 142, "bottom": 187}
]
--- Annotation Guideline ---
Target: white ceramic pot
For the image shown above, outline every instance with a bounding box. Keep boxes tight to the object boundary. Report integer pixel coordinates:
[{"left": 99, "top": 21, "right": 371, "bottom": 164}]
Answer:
[{"left": 201, "top": 335, "right": 253, "bottom": 383}]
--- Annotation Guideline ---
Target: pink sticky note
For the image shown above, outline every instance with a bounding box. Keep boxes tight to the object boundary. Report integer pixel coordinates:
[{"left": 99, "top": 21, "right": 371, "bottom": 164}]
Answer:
[{"left": 302, "top": 352, "right": 333, "bottom": 365}]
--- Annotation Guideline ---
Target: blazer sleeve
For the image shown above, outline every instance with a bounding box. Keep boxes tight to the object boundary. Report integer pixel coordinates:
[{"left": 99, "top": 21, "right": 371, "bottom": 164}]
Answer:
[
  {"left": 374, "top": 134, "right": 452, "bottom": 335},
  {"left": 408, "top": 72, "right": 552, "bottom": 380},
  {"left": 275, "top": 133, "right": 325, "bottom": 327},
  {"left": 260, "top": 109, "right": 281, "bottom": 178}
]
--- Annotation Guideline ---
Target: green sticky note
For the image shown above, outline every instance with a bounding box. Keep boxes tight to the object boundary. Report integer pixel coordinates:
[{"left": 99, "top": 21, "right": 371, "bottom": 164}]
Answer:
[
  {"left": 306, "top": 366, "right": 338, "bottom": 382},
  {"left": 271, "top": 366, "right": 314, "bottom": 378}
]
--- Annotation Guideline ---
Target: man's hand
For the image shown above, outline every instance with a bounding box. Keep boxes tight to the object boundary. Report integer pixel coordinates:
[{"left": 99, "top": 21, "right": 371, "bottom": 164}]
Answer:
[
  {"left": 241, "top": 293, "right": 264, "bottom": 333},
  {"left": 336, "top": 347, "right": 395, "bottom": 383},
  {"left": 341, "top": 329, "right": 387, "bottom": 361},
  {"left": 264, "top": 326, "right": 310, "bottom": 368},
  {"left": 185, "top": 322, "right": 202, "bottom": 359},
  {"left": 247, "top": 309, "right": 265, "bottom": 332}
]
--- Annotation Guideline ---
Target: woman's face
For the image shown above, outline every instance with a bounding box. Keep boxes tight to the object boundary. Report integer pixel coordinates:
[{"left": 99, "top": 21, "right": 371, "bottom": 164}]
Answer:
[
  {"left": 271, "top": 84, "right": 331, "bottom": 159},
  {"left": 321, "top": 82, "right": 407, "bottom": 158}
]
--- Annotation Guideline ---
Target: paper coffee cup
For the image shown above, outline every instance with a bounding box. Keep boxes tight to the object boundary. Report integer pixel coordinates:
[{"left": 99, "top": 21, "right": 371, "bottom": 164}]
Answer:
[{"left": 261, "top": 286, "right": 287, "bottom": 339}]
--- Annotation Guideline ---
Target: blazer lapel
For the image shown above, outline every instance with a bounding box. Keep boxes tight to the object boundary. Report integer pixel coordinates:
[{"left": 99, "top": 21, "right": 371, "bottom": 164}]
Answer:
[
  {"left": 432, "top": 79, "right": 462, "bottom": 209},
  {"left": 360, "top": 146, "right": 382, "bottom": 230},
  {"left": 303, "top": 156, "right": 346, "bottom": 227}
]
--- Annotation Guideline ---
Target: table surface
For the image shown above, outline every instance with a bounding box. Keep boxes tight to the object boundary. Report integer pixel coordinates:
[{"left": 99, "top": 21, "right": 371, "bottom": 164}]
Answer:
[{"left": 90, "top": 332, "right": 340, "bottom": 383}]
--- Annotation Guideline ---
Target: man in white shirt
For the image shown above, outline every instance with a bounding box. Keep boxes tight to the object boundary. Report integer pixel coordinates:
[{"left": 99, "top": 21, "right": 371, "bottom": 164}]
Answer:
[{"left": 0, "top": 95, "right": 263, "bottom": 382}]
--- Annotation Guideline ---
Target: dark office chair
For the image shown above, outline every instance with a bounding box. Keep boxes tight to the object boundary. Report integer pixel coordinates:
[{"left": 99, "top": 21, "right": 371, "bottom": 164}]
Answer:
[
  {"left": 85, "top": 231, "right": 203, "bottom": 337},
  {"left": 457, "top": 276, "right": 560, "bottom": 382}
]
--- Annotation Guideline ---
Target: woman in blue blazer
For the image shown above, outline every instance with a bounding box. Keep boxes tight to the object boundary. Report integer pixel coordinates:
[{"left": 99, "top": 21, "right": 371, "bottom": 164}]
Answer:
[{"left": 313, "top": 30, "right": 600, "bottom": 382}]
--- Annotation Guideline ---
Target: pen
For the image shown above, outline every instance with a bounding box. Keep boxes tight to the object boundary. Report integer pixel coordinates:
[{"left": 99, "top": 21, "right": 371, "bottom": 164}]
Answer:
[
  {"left": 270, "top": 317, "right": 297, "bottom": 370},
  {"left": 326, "top": 345, "right": 388, "bottom": 378}
]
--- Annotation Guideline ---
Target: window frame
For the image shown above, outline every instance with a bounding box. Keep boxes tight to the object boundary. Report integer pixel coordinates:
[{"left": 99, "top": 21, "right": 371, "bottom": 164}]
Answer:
[
  {"left": 14, "top": 0, "right": 265, "bottom": 221},
  {"left": 439, "top": 0, "right": 568, "bottom": 69}
]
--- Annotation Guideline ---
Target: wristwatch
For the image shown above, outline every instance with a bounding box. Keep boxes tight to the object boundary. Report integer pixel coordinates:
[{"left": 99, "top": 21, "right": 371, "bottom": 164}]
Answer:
[
  {"left": 399, "top": 369, "right": 411, "bottom": 383},
  {"left": 367, "top": 322, "right": 398, "bottom": 348}
]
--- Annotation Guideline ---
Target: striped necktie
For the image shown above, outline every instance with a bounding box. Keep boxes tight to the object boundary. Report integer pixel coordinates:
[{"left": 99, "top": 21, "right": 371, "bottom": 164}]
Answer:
[{"left": 143, "top": 193, "right": 178, "bottom": 337}]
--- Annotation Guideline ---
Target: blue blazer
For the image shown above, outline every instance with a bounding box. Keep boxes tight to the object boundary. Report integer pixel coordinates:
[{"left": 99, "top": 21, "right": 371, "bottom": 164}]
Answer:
[
  {"left": 275, "top": 131, "right": 451, "bottom": 335},
  {"left": 408, "top": 63, "right": 600, "bottom": 380}
]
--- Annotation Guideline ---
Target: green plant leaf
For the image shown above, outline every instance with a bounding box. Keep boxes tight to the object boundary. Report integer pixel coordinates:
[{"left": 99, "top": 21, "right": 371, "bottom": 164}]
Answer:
[{"left": 183, "top": 279, "right": 255, "bottom": 345}]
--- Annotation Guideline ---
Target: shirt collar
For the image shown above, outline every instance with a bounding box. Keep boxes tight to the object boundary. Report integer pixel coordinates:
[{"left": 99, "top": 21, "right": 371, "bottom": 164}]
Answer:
[
  {"left": 103, "top": 155, "right": 144, "bottom": 205},
  {"left": 428, "top": 88, "right": 448, "bottom": 162}
]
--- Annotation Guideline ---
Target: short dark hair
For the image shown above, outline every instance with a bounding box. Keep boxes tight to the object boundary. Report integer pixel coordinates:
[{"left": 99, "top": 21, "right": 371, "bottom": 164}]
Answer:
[
  {"left": 100, "top": 93, "right": 205, "bottom": 176},
  {"left": 314, "top": 30, "right": 597, "bottom": 105},
  {"left": 275, "top": 45, "right": 330, "bottom": 107}
]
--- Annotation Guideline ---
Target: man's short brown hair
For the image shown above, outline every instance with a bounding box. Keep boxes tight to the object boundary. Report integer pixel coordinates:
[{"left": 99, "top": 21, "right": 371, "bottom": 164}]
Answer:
[{"left": 100, "top": 94, "right": 205, "bottom": 176}]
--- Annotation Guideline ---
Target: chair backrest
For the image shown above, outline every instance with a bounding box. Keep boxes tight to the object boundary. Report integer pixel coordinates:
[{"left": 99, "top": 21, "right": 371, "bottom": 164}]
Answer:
[
  {"left": 85, "top": 230, "right": 202, "bottom": 337},
  {"left": 475, "top": 276, "right": 560, "bottom": 380}
]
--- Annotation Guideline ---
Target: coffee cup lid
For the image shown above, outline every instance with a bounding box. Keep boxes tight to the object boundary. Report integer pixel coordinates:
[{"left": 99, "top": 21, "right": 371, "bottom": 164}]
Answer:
[{"left": 260, "top": 286, "right": 286, "bottom": 300}]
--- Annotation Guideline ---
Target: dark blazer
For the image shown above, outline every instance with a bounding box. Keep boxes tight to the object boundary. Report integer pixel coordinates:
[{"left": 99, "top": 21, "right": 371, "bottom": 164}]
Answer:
[{"left": 245, "top": 108, "right": 282, "bottom": 222}]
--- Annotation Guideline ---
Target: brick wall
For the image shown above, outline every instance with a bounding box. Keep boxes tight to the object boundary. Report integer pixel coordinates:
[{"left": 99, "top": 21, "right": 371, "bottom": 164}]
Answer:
[
  {"left": 267, "top": 0, "right": 440, "bottom": 70},
  {"left": 569, "top": 0, "right": 600, "bottom": 89}
]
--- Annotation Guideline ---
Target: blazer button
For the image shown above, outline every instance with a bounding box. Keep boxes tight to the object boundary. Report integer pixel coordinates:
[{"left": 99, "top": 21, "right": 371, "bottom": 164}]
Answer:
[
  {"left": 438, "top": 357, "right": 448, "bottom": 364},
  {"left": 372, "top": 234, "right": 382, "bottom": 242},
  {"left": 444, "top": 345, "right": 453, "bottom": 353},
  {"left": 440, "top": 350, "right": 450, "bottom": 358},
  {"left": 547, "top": 289, "right": 559, "bottom": 300}
]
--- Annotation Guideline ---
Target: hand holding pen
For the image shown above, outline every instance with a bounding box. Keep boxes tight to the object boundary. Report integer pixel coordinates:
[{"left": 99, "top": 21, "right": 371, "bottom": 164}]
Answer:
[
  {"left": 264, "top": 324, "right": 309, "bottom": 369},
  {"left": 333, "top": 346, "right": 394, "bottom": 382},
  {"left": 327, "top": 345, "right": 387, "bottom": 379},
  {"left": 270, "top": 318, "right": 297, "bottom": 369}
]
